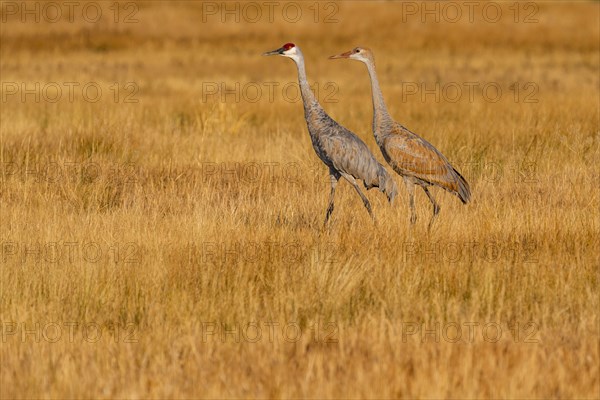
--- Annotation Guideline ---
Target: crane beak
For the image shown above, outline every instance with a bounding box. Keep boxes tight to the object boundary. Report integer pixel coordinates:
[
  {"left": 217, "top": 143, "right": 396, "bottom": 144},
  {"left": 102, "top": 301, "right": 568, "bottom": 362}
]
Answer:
[
  {"left": 262, "top": 47, "right": 284, "bottom": 56},
  {"left": 329, "top": 50, "right": 353, "bottom": 59}
]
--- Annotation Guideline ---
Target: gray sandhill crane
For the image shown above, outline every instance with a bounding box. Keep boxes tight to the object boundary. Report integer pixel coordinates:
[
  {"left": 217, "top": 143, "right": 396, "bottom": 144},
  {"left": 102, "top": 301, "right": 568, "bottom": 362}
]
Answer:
[
  {"left": 330, "top": 47, "right": 471, "bottom": 227},
  {"left": 263, "top": 43, "right": 398, "bottom": 226}
]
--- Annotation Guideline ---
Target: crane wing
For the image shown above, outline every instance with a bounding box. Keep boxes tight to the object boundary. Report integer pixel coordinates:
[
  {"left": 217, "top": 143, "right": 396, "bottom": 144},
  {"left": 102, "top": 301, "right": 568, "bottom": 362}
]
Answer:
[
  {"left": 319, "top": 126, "right": 382, "bottom": 183},
  {"left": 382, "top": 124, "right": 470, "bottom": 202}
]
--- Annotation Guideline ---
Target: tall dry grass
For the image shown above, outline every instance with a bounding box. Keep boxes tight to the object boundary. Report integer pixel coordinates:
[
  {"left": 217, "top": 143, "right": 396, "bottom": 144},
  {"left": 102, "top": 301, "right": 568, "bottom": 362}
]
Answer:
[{"left": 1, "top": 1, "right": 599, "bottom": 398}]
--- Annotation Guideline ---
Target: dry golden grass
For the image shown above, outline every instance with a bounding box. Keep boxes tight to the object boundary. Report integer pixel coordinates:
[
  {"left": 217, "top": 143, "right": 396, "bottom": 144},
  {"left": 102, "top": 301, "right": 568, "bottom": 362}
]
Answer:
[{"left": 1, "top": 1, "right": 599, "bottom": 398}]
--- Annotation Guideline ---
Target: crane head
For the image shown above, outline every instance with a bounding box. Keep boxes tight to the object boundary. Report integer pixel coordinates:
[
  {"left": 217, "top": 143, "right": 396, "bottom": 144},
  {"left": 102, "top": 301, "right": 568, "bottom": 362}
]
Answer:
[
  {"left": 329, "top": 47, "right": 374, "bottom": 63},
  {"left": 262, "top": 43, "right": 301, "bottom": 61}
]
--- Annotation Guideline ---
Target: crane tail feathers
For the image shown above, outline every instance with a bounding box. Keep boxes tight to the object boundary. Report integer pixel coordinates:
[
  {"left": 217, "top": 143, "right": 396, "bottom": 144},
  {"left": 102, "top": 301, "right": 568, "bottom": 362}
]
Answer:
[
  {"left": 453, "top": 168, "right": 471, "bottom": 204},
  {"left": 362, "top": 168, "right": 398, "bottom": 204},
  {"left": 377, "top": 168, "right": 398, "bottom": 204}
]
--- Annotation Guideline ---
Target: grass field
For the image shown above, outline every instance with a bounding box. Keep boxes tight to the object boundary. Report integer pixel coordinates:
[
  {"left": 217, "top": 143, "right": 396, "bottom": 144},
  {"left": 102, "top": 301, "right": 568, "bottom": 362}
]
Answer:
[{"left": 1, "top": 1, "right": 599, "bottom": 398}]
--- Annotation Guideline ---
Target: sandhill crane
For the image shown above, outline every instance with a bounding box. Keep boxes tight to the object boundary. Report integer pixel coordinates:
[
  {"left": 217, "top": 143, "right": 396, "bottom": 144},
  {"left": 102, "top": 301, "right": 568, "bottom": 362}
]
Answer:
[
  {"left": 263, "top": 43, "right": 398, "bottom": 226},
  {"left": 330, "top": 47, "right": 471, "bottom": 228}
]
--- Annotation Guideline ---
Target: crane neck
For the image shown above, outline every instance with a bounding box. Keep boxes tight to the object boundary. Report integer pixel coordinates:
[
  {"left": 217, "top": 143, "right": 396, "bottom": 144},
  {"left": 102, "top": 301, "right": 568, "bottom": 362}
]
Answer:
[
  {"left": 293, "top": 54, "right": 320, "bottom": 116},
  {"left": 365, "top": 60, "right": 392, "bottom": 131}
]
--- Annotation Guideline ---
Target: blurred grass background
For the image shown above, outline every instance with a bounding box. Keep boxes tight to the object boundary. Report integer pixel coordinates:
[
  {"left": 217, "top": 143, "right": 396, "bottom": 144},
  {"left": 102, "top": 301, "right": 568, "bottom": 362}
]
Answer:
[{"left": 1, "top": 1, "right": 599, "bottom": 398}]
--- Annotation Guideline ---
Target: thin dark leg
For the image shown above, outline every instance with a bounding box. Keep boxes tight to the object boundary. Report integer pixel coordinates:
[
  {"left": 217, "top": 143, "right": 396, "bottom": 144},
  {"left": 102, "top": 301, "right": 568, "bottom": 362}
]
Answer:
[
  {"left": 323, "top": 171, "right": 340, "bottom": 226},
  {"left": 423, "top": 186, "right": 440, "bottom": 230},
  {"left": 405, "top": 179, "right": 417, "bottom": 224},
  {"left": 343, "top": 174, "right": 375, "bottom": 221}
]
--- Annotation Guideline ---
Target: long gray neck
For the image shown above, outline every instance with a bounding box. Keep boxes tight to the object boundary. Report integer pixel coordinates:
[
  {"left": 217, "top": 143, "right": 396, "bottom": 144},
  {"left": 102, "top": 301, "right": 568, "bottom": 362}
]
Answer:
[
  {"left": 365, "top": 59, "right": 392, "bottom": 136},
  {"left": 293, "top": 51, "right": 321, "bottom": 118}
]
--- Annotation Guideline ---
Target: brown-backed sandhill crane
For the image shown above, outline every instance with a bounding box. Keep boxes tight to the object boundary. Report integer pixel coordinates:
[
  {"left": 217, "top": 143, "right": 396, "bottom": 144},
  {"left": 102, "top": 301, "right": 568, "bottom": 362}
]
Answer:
[
  {"left": 330, "top": 47, "right": 471, "bottom": 228},
  {"left": 263, "top": 43, "right": 398, "bottom": 226}
]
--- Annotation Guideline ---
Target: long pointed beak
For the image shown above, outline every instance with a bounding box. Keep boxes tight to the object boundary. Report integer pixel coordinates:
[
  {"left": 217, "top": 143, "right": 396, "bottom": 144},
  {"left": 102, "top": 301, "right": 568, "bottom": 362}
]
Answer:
[
  {"left": 329, "top": 50, "right": 353, "bottom": 59},
  {"left": 262, "top": 48, "right": 283, "bottom": 56}
]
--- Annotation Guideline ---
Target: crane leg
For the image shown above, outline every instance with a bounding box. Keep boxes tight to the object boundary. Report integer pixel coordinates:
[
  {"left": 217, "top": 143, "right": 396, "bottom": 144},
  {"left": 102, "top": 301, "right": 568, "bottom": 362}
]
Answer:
[
  {"left": 422, "top": 186, "right": 440, "bottom": 230},
  {"left": 342, "top": 173, "right": 375, "bottom": 222},
  {"left": 404, "top": 179, "right": 417, "bottom": 224},
  {"left": 324, "top": 170, "right": 341, "bottom": 226}
]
